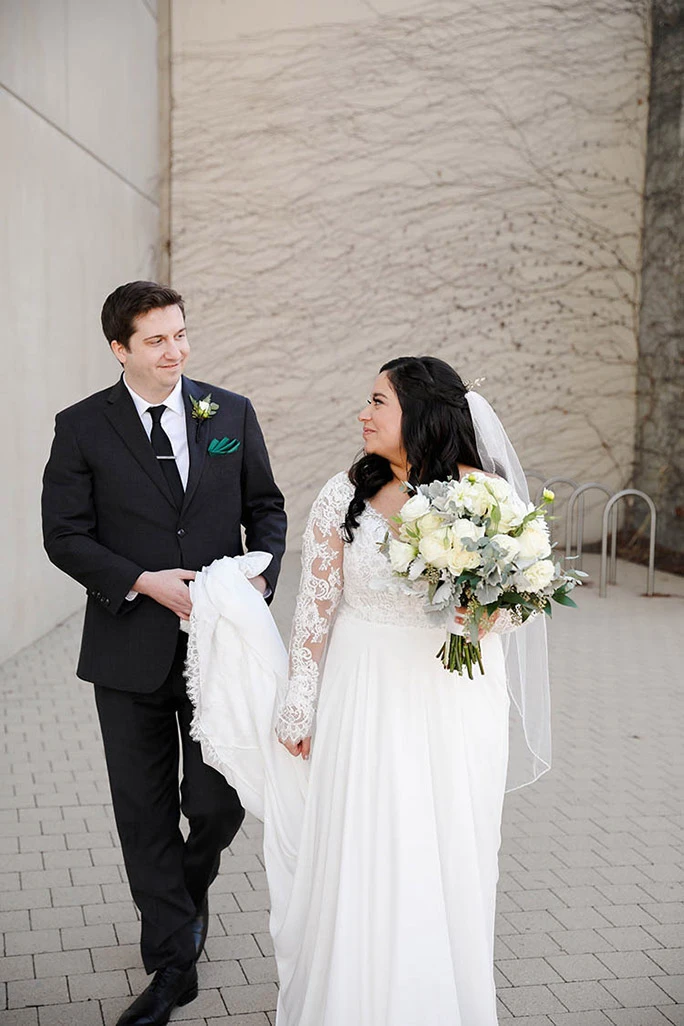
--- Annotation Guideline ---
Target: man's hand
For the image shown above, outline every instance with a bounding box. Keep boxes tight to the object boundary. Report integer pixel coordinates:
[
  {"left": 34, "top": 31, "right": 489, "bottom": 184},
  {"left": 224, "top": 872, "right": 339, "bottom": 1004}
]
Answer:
[
  {"left": 249, "top": 574, "right": 268, "bottom": 596},
  {"left": 133, "top": 569, "right": 196, "bottom": 618}
]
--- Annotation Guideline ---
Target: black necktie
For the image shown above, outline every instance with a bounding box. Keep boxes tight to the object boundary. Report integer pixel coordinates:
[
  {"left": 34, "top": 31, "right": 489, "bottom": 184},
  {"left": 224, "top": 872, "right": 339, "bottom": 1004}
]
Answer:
[{"left": 147, "top": 405, "right": 184, "bottom": 508}]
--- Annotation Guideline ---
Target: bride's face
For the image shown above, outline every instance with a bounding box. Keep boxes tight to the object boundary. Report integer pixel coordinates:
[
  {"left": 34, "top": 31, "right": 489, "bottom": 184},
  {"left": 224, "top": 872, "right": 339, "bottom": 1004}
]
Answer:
[{"left": 358, "top": 371, "right": 405, "bottom": 465}]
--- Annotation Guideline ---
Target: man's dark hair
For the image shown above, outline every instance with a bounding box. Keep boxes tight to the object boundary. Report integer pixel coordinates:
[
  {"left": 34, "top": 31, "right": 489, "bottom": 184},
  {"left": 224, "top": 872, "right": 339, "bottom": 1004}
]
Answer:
[{"left": 101, "top": 281, "right": 185, "bottom": 349}]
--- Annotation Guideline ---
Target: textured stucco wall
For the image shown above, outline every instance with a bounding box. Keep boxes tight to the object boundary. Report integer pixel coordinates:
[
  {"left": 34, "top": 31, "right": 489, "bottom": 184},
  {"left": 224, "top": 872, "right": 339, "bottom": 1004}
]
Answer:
[
  {"left": 170, "top": 0, "right": 649, "bottom": 546},
  {"left": 634, "top": 1, "right": 684, "bottom": 554},
  {"left": 0, "top": 0, "right": 160, "bottom": 663}
]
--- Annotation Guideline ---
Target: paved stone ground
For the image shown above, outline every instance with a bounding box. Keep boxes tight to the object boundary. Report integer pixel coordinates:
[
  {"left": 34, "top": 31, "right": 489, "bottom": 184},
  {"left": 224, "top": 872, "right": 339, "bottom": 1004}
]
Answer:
[{"left": 1, "top": 553, "right": 683, "bottom": 1026}]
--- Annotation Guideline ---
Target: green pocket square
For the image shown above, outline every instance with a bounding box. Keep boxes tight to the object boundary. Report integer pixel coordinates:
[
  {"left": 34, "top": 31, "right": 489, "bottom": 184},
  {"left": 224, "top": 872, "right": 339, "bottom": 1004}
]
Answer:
[{"left": 208, "top": 437, "right": 241, "bottom": 455}]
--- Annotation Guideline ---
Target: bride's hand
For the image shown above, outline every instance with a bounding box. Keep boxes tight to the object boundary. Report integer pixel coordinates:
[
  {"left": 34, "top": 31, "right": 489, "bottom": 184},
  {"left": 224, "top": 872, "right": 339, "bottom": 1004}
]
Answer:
[
  {"left": 454, "top": 606, "right": 467, "bottom": 627},
  {"left": 454, "top": 606, "right": 500, "bottom": 640},
  {"left": 278, "top": 735, "right": 311, "bottom": 760}
]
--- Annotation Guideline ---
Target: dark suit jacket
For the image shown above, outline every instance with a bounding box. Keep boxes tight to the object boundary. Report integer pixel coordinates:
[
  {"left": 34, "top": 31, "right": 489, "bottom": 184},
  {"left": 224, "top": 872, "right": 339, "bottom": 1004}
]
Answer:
[{"left": 42, "top": 375, "right": 287, "bottom": 692}]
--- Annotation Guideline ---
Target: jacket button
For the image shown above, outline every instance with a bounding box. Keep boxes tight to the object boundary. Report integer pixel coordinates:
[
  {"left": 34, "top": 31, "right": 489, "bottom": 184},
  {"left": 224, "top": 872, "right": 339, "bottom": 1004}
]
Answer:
[{"left": 177, "top": 528, "right": 186, "bottom": 537}]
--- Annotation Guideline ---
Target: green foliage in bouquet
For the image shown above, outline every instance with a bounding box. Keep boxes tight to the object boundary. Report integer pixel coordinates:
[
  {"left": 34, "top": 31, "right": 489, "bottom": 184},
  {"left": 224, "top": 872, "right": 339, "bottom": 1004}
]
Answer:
[{"left": 380, "top": 474, "right": 586, "bottom": 679}]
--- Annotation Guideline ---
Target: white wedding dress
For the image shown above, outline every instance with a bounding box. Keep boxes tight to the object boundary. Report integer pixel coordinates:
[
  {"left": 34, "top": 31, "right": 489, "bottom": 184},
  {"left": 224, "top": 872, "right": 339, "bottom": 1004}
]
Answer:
[{"left": 273, "top": 471, "right": 523, "bottom": 1026}]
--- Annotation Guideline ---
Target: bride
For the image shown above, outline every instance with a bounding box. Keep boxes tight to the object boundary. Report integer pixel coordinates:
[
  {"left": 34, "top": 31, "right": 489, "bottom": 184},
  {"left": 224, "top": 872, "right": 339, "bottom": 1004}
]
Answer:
[{"left": 269, "top": 356, "right": 551, "bottom": 1025}]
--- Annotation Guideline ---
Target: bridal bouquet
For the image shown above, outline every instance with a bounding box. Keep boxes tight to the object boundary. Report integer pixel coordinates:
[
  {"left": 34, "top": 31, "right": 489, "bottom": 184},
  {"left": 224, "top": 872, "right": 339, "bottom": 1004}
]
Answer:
[{"left": 380, "top": 473, "right": 584, "bottom": 677}]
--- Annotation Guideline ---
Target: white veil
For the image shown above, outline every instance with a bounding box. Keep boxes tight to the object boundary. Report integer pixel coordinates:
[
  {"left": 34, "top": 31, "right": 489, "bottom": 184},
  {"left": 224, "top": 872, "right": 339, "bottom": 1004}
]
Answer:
[{"left": 466, "top": 389, "right": 551, "bottom": 791}]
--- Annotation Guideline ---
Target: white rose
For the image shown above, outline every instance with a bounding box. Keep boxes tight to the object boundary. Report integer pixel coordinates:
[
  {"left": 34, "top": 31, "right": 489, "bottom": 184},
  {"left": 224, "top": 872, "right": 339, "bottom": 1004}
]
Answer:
[
  {"left": 497, "top": 509, "right": 524, "bottom": 533},
  {"left": 522, "top": 559, "right": 555, "bottom": 592},
  {"left": 416, "top": 512, "right": 444, "bottom": 537},
  {"left": 198, "top": 400, "right": 211, "bottom": 413},
  {"left": 490, "top": 533, "right": 520, "bottom": 561},
  {"left": 450, "top": 518, "right": 485, "bottom": 543},
  {"left": 443, "top": 521, "right": 484, "bottom": 574},
  {"left": 496, "top": 492, "right": 529, "bottom": 532},
  {"left": 418, "top": 528, "right": 452, "bottom": 569},
  {"left": 446, "top": 543, "right": 482, "bottom": 574},
  {"left": 388, "top": 539, "right": 417, "bottom": 574},
  {"left": 486, "top": 476, "right": 513, "bottom": 502},
  {"left": 517, "top": 520, "right": 552, "bottom": 561},
  {"left": 400, "top": 493, "right": 431, "bottom": 522},
  {"left": 461, "top": 481, "right": 494, "bottom": 518}
]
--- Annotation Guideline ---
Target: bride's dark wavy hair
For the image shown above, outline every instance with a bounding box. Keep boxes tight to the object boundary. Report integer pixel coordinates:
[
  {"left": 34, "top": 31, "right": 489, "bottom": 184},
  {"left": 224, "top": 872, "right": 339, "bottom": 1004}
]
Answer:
[{"left": 343, "top": 356, "right": 482, "bottom": 542}]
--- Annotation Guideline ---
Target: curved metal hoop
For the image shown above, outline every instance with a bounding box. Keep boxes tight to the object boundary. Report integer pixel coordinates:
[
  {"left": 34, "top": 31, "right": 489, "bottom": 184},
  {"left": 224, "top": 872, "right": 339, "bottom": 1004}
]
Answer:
[
  {"left": 535, "top": 477, "right": 580, "bottom": 504},
  {"left": 599, "top": 490, "right": 657, "bottom": 597},
  {"left": 524, "top": 469, "right": 547, "bottom": 493},
  {"left": 535, "top": 477, "right": 580, "bottom": 546},
  {"left": 565, "top": 483, "right": 614, "bottom": 570}
]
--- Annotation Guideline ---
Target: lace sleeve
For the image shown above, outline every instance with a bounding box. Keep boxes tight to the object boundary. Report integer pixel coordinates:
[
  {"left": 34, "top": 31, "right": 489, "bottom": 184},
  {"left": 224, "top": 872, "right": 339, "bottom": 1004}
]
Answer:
[
  {"left": 275, "top": 473, "right": 352, "bottom": 744},
  {"left": 490, "top": 608, "right": 540, "bottom": 634}
]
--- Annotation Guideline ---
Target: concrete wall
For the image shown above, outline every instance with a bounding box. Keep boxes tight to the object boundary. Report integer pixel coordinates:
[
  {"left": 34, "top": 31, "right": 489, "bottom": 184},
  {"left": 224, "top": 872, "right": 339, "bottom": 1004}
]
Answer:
[
  {"left": 0, "top": 0, "right": 160, "bottom": 663},
  {"left": 170, "top": 0, "right": 649, "bottom": 547}
]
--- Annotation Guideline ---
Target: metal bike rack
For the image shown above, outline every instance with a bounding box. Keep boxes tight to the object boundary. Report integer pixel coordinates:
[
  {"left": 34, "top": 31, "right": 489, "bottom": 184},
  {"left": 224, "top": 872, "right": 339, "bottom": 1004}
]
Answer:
[
  {"left": 599, "top": 490, "right": 656, "bottom": 597},
  {"left": 565, "top": 483, "right": 614, "bottom": 569},
  {"left": 535, "top": 478, "right": 580, "bottom": 546},
  {"left": 535, "top": 477, "right": 580, "bottom": 504},
  {"left": 524, "top": 469, "right": 547, "bottom": 494}
]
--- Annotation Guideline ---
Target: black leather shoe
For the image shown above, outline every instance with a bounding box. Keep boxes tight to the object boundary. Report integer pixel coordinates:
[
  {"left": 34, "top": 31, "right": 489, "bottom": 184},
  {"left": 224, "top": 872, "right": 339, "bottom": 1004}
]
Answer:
[
  {"left": 191, "top": 894, "right": 209, "bottom": 959},
  {"left": 116, "top": 964, "right": 198, "bottom": 1025}
]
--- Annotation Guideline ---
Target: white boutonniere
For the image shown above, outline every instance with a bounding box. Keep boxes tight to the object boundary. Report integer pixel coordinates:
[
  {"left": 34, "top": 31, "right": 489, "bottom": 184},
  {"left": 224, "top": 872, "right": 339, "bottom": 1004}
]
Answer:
[
  {"left": 191, "top": 393, "right": 219, "bottom": 422},
  {"left": 190, "top": 393, "right": 219, "bottom": 440}
]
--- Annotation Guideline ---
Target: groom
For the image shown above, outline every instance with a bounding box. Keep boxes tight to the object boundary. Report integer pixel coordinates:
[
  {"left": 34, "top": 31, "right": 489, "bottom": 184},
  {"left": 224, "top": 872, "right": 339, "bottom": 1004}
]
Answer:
[{"left": 41, "top": 281, "right": 287, "bottom": 1025}]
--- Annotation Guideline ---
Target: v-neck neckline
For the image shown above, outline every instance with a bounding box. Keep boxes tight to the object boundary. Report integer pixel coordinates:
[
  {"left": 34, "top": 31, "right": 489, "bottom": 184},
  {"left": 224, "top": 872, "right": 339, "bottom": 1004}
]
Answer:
[{"left": 365, "top": 501, "right": 402, "bottom": 538}]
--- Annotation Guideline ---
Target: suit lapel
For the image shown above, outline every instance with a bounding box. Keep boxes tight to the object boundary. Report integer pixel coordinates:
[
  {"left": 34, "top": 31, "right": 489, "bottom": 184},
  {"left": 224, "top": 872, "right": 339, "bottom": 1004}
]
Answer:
[
  {"left": 104, "top": 378, "right": 178, "bottom": 510},
  {"left": 181, "top": 377, "right": 208, "bottom": 514}
]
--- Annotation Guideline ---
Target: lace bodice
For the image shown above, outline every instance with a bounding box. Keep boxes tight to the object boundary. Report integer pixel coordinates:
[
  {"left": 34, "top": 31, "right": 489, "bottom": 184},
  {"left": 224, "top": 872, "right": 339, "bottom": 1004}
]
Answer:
[{"left": 274, "top": 472, "right": 522, "bottom": 744}]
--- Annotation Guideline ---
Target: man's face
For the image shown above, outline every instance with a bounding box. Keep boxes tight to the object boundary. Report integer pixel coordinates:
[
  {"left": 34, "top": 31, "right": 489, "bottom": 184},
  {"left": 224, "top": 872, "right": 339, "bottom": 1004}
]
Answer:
[{"left": 111, "top": 305, "right": 189, "bottom": 398}]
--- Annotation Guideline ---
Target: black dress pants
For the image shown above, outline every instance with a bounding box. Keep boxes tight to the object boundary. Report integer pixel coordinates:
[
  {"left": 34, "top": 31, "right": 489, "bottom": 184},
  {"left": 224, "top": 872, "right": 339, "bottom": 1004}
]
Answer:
[{"left": 94, "top": 633, "right": 245, "bottom": 972}]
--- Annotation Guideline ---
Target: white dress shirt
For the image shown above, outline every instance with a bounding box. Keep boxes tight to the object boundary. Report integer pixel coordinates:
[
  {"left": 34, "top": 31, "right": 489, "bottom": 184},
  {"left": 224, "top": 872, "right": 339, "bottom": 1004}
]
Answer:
[
  {"left": 122, "top": 376, "right": 271, "bottom": 605},
  {"left": 123, "top": 375, "right": 190, "bottom": 488},
  {"left": 123, "top": 376, "right": 188, "bottom": 604}
]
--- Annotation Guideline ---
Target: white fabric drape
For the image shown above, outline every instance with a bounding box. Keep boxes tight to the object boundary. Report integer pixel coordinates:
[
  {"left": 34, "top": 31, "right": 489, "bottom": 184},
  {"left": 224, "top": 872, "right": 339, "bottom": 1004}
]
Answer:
[{"left": 184, "top": 554, "right": 309, "bottom": 936}]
